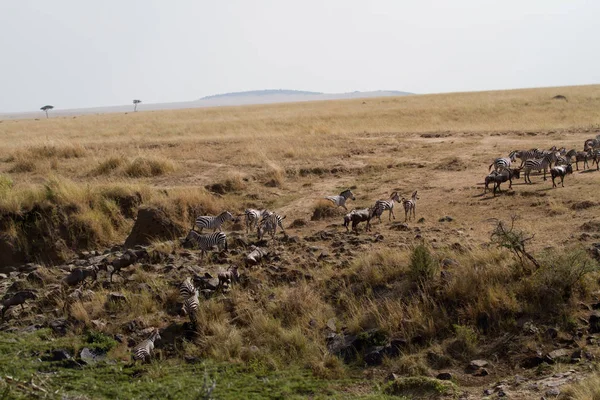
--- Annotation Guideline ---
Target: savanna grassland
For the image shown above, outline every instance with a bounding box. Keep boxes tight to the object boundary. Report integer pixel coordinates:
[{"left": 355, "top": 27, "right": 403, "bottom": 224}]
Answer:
[{"left": 1, "top": 84, "right": 600, "bottom": 399}]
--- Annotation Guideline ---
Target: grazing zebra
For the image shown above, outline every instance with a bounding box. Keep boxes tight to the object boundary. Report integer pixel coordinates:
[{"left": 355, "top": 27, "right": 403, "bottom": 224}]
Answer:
[
  {"left": 325, "top": 189, "right": 356, "bottom": 211},
  {"left": 488, "top": 151, "right": 517, "bottom": 172},
  {"left": 374, "top": 192, "right": 401, "bottom": 222},
  {"left": 194, "top": 211, "right": 234, "bottom": 233},
  {"left": 574, "top": 150, "right": 592, "bottom": 170},
  {"left": 257, "top": 213, "right": 286, "bottom": 241},
  {"left": 1, "top": 291, "right": 37, "bottom": 321},
  {"left": 132, "top": 328, "right": 161, "bottom": 363},
  {"left": 184, "top": 230, "right": 228, "bottom": 260},
  {"left": 550, "top": 164, "right": 573, "bottom": 188},
  {"left": 401, "top": 191, "right": 419, "bottom": 222},
  {"left": 244, "top": 209, "right": 268, "bottom": 234},
  {"left": 523, "top": 153, "right": 555, "bottom": 183},
  {"left": 182, "top": 289, "right": 199, "bottom": 326}
]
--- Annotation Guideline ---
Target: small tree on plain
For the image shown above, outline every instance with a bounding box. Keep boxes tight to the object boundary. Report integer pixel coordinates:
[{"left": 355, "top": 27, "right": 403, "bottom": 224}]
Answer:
[
  {"left": 40, "top": 105, "right": 54, "bottom": 119},
  {"left": 133, "top": 99, "right": 141, "bottom": 112}
]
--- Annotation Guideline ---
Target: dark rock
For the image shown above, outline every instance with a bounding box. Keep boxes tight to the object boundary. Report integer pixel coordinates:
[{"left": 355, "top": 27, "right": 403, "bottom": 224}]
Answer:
[
  {"left": 545, "top": 387, "right": 561, "bottom": 397},
  {"left": 473, "top": 368, "right": 489, "bottom": 377},
  {"left": 26, "top": 270, "right": 44, "bottom": 284},
  {"left": 589, "top": 311, "right": 600, "bottom": 333},
  {"left": 114, "top": 334, "right": 125, "bottom": 343},
  {"left": 436, "top": 372, "right": 453, "bottom": 381},
  {"left": 417, "top": 217, "right": 425, "bottom": 223},
  {"left": 545, "top": 327, "right": 559, "bottom": 339},
  {"left": 107, "top": 292, "right": 127, "bottom": 302},
  {"left": 124, "top": 207, "right": 185, "bottom": 248},
  {"left": 438, "top": 216, "right": 454, "bottom": 222},
  {"left": 466, "top": 359, "right": 489, "bottom": 373},
  {"left": 520, "top": 354, "right": 545, "bottom": 369},
  {"left": 441, "top": 258, "right": 459, "bottom": 268},
  {"left": 364, "top": 346, "right": 385, "bottom": 366},
  {"left": 42, "top": 349, "right": 71, "bottom": 362},
  {"left": 389, "top": 222, "right": 410, "bottom": 231},
  {"left": 386, "top": 373, "right": 399, "bottom": 382},
  {"left": 427, "top": 351, "right": 452, "bottom": 369},
  {"left": 49, "top": 319, "right": 68, "bottom": 336},
  {"left": 80, "top": 347, "right": 106, "bottom": 365}
]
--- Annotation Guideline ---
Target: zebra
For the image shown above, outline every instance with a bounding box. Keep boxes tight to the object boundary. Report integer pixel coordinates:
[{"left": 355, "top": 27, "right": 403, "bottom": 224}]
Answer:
[
  {"left": 182, "top": 289, "right": 199, "bottom": 326},
  {"left": 325, "top": 189, "right": 356, "bottom": 211},
  {"left": 514, "top": 149, "right": 544, "bottom": 167},
  {"left": 523, "top": 153, "right": 555, "bottom": 183},
  {"left": 257, "top": 213, "right": 286, "bottom": 241},
  {"left": 132, "top": 328, "right": 161, "bottom": 363},
  {"left": 488, "top": 151, "right": 517, "bottom": 172},
  {"left": 194, "top": 211, "right": 234, "bottom": 233},
  {"left": 401, "top": 191, "right": 419, "bottom": 221},
  {"left": 592, "top": 149, "right": 600, "bottom": 170},
  {"left": 574, "top": 150, "right": 592, "bottom": 170},
  {"left": 1, "top": 291, "right": 37, "bottom": 321},
  {"left": 374, "top": 191, "right": 401, "bottom": 222},
  {"left": 244, "top": 209, "right": 269, "bottom": 234},
  {"left": 179, "top": 277, "right": 196, "bottom": 300},
  {"left": 184, "top": 230, "right": 228, "bottom": 260},
  {"left": 550, "top": 164, "right": 573, "bottom": 188}
]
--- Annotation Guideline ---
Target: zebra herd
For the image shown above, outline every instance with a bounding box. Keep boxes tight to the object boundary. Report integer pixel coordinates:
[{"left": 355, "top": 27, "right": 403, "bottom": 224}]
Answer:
[{"left": 484, "top": 135, "right": 600, "bottom": 195}]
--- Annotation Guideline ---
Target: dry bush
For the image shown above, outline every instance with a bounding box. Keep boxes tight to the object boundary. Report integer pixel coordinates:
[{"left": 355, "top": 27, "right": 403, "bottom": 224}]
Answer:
[
  {"left": 8, "top": 156, "right": 36, "bottom": 173},
  {"left": 27, "top": 142, "right": 87, "bottom": 159},
  {"left": 90, "top": 155, "right": 126, "bottom": 176},
  {"left": 311, "top": 200, "right": 338, "bottom": 221},
  {"left": 123, "top": 156, "right": 176, "bottom": 178},
  {"left": 262, "top": 163, "right": 285, "bottom": 187},
  {"left": 434, "top": 156, "right": 467, "bottom": 171},
  {"left": 0, "top": 174, "right": 13, "bottom": 195},
  {"left": 206, "top": 172, "right": 247, "bottom": 194},
  {"left": 560, "top": 372, "right": 600, "bottom": 399}
]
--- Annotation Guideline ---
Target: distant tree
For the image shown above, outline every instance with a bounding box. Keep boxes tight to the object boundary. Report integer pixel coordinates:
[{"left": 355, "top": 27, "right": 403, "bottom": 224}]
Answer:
[
  {"left": 40, "top": 105, "right": 54, "bottom": 119},
  {"left": 133, "top": 99, "right": 142, "bottom": 112}
]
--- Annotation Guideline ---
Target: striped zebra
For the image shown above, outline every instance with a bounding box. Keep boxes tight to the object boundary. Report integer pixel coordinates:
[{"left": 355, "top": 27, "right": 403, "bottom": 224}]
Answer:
[
  {"left": 325, "top": 189, "right": 356, "bottom": 211},
  {"left": 374, "top": 191, "right": 401, "bottom": 222},
  {"left": 401, "top": 191, "right": 419, "bottom": 222},
  {"left": 592, "top": 149, "right": 600, "bottom": 170},
  {"left": 514, "top": 149, "right": 542, "bottom": 166},
  {"left": 184, "top": 230, "right": 228, "bottom": 260},
  {"left": 488, "top": 151, "right": 517, "bottom": 172},
  {"left": 257, "top": 213, "right": 286, "bottom": 241},
  {"left": 179, "top": 277, "right": 196, "bottom": 299},
  {"left": 244, "top": 209, "right": 269, "bottom": 234},
  {"left": 132, "top": 328, "right": 161, "bottom": 363},
  {"left": 182, "top": 289, "right": 199, "bottom": 326},
  {"left": 194, "top": 211, "right": 234, "bottom": 233},
  {"left": 523, "top": 153, "right": 554, "bottom": 184}
]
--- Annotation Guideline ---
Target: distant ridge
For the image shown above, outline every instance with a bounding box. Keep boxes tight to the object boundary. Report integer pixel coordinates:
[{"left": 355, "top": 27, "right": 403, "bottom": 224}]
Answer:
[
  {"left": 0, "top": 89, "right": 412, "bottom": 119},
  {"left": 200, "top": 89, "right": 323, "bottom": 100}
]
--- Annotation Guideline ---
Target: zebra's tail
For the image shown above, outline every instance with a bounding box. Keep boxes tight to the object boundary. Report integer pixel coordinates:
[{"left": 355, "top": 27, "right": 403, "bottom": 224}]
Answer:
[{"left": 488, "top": 162, "right": 495, "bottom": 171}]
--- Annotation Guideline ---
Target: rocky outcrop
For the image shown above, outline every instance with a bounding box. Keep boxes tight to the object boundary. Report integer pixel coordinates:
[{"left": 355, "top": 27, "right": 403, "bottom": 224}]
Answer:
[{"left": 124, "top": 207, "right": 185, "bottom": 248}]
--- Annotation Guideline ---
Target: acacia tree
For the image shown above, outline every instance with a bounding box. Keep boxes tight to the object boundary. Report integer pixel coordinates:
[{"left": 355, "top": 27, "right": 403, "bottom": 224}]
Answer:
[
  {"left": 133, "top": 99, "right": 141, "bottom": 112},
  {"left": 40, "top": 105, "right": 54, "bottom": 119}
]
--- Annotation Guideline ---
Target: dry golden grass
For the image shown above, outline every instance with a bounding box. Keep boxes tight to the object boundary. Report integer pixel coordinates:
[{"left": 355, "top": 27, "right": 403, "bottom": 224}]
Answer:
[{"left": 1, "top": 85, "right": 600, "bottom": 395}]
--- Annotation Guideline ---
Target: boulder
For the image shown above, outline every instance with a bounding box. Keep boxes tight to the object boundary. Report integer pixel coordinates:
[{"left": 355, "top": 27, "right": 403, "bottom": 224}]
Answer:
[{"left": 124, "top": 207, "right": 185, "bottom": 248}]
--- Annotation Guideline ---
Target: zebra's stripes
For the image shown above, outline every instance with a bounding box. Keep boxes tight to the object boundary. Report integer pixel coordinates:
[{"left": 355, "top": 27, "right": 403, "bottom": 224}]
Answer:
[
  {"left": 574, "top": 150, "right": 591, "bottom": 170},
  {"left": 514, "top": 149, "right": 544, "bottom": 166},
  {"left": 194, "top": 211, "right": 233, "bottom": 233},
  {"left": 325, "top": 189, "right": 356, "bottom": 210},
  {"left": 523, "top": 153, "right": 554, "bottom": 183},
  {"left": 184, "top": 230, "right": 228, "bottom": 260},
  {"left": 244, "top": 209, "right": 269, "bottom": 234},
  {"left": 257, "top": 213, "right": 286, "bottom": 241},
  {"left": 182, "top": 289, "right": 199, "bottom": 326},
  {"left": 374, "top": 192, "right": 401, "bottom": 222},
  {"left": 132, "top": 329, "right": 161, "bottom": 362},
  {"left": 179, "top": 277, "right": 196, "bottom": 299},
  {"left": 402, "top": 191, "right": 419, "bottom": 222}
]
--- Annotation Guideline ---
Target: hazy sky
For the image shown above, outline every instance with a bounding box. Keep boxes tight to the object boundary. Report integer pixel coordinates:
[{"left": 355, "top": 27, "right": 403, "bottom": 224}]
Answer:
[{"left": 1, "top": 0, "right": 598, "bottom": 112}]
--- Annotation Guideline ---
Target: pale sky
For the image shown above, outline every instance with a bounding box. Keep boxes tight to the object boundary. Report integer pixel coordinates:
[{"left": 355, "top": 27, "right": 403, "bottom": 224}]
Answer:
[{"left": 1, "top": 0, "right": 598, "bottom": 113}]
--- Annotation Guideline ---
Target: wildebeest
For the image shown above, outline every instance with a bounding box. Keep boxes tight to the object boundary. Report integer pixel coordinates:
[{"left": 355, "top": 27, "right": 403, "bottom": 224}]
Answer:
[
  {"left": 484, "top": 168, "right": 521, "bottom": 196},
  {"left": 550, "top": 164, "right": 573, "bottom": 188}
]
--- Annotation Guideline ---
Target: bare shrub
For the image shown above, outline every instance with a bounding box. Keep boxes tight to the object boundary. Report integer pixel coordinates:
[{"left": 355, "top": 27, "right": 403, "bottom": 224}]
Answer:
[
  {"left": 311, "top": 200, "right": 338, "bottom": 221},
  {"left": 124, "top": 157, "right": 176, "bottom": 177}
]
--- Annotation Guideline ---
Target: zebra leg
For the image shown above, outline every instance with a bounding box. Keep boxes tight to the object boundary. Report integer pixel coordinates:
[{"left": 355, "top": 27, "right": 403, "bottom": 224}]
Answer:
[
  {"left": 561, "top": 176, "right": 565, "bottom": 187},
  {"left": 543, "top": 169, "right": 547, "bottom": 181},
  {"left": 552, "top": 176, "right": 556, "bottom": 188}
]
